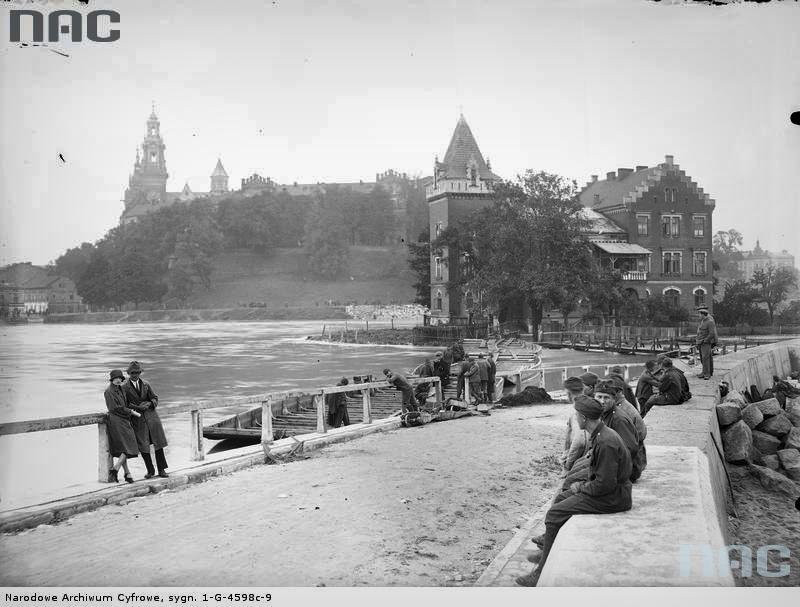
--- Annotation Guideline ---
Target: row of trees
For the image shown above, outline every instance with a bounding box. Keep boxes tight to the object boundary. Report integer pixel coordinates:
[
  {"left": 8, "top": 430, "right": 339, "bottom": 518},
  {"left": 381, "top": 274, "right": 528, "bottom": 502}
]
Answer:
[{"left": 54, "top": 183, "right": 427, "bottom": 307}]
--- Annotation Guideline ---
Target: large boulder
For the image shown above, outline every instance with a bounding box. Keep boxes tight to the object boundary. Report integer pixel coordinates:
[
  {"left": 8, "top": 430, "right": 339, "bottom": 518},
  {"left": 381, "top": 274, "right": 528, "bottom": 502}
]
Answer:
[
  {"left": 756, "top": 413, "right": 793, "bottom": 438},
  {"left": 751, "top": 430, "right": 781, "bottom": 455},
  {"left": 741, "top": 403, "right": 764, "bottom": 429},
  {"left": 786, "top": 399, "right": 800, "bottom": 427},
  {"left": 762, "top": 454, "right": 780, "bottom": 471},
  {"left": 777, "top": 449, "right": 800, "bottom": 481},
  {"left": 754, "top": 398, "right": 782, "bottom": 418},
  {"left": 721, "top": 421, "right": 752, "bottom": 463},
  {"left": 723, "top": 390, "right": 748, "bottom": 408},
  {"left": 716, "top": 403, "right": 742, "bottom": 427},
  {"left": 748, "top": 464, "right": 800, "bottom": 496},
  {"left": 784, "top": 427, "right": 800, "bottom": 450}
]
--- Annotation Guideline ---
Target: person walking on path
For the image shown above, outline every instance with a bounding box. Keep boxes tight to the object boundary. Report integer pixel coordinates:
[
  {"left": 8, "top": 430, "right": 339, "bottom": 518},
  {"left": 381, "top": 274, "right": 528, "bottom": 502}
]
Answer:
[
  {"left": 326, "top": 377, "right": 351, "bottom": 428},
  {"left": 476, "top": 353, "right": 490, "bottom": 403},
  {"left": 516, "top": 395, "right": 633, "bottom": 587},
  {"left": 122, "top": 361, "right": 169, "bottom": 479},
  {"left": 104, "top": 369, "right": 140, "bottom": 484},
  {"left": 635, "top": 360, "right": 661, "bottom": 413},
  {"left": 695, "top": 305, "right": 718, "bottom": 379},
  {"left": 383, "top": 368, "right": 417, "bottom": 413}
]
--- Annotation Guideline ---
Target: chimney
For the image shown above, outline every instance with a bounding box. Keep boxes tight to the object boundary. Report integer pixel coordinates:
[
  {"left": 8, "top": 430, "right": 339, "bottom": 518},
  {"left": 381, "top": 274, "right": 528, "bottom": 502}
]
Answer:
[
  {"left": 617, "top": 168, "right": 634, "bottom": 179},
  {"left": 636, "top": 165, "right": 647, "bottom": 171},
  {"left": 591, "top": 175, "right": 598, "bottom": 183},
  {"left": 606, "top": 171, "right": 616, "bottom": 181},
  {"left": 665, "top": 154, "right": 674, "bottom": 165}
]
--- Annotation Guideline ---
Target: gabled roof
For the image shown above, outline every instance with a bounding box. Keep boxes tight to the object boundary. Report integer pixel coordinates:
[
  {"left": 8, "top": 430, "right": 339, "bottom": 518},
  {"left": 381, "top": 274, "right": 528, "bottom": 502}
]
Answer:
[
  {"left": 439, "top": 115, "right": 501, "bottom": 181},
  {"left": 0, "top": 263, "right": 60, "bottom": 289},
  {"left": 211, "top": 158, "right": 228, "bottom": 177},
  {"left": 580, "top": 207, "right": 627, "bottom": 236}
]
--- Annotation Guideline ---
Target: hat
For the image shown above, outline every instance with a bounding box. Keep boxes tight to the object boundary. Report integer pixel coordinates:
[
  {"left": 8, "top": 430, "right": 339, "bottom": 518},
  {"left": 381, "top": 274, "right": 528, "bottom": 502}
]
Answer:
[
  {"left": 606, "top": 375, "right": 627, "bottom": 391},
  {"left": 595, "top": 379, "right": 620, "bottom": 395},
  {"left": 563, "top": 376, "right": 585, "bottom": 391},
  {"left": 579, "top": 372, "right": 599, "bottom": 387},
  {"left": 609, "top": 365, "right": 624, "bottom": 376},
  {"left": 109, "top": 369, "right": 124, "bottom": 381},
  {"left": 383, "top": 368, "right": 391, "bottom": 375},
  {"left": 434, "top": 352, "right": 443, "bottom": 359},
  {"left": 127, "top": 361, "right": 142, "bottom": 373},
  {"left": 697, "top": 306, "right": 709, "bottom": 313},
  {"left": 574, "top": 395, "right": 603, "bottom": 420}
]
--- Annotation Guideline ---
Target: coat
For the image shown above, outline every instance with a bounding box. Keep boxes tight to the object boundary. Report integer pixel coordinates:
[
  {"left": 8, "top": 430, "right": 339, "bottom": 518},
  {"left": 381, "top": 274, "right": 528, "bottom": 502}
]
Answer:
[
  {"left": 696, "top": 315, "right": 718, "bottom": 346},
  {"left": 575, "top": 422, "right": 632, "bottom": 509},
  {"left": 104, "top": 384, "right": 139, "bottom": 458},
  {"left": 326, "top": 392, "right": 350, "bottom": 427},
  {"left": 635, "top": 370, "right": 660, "bottom": 402},
  {"left": 466, "top": 361, "right": 482, "bottom": 384},
  {"left": 122, "top": 378, "right": 168, "bottom": 451},
  {"left": 476, "top": 358, "right": 490, "bottom": 381}
]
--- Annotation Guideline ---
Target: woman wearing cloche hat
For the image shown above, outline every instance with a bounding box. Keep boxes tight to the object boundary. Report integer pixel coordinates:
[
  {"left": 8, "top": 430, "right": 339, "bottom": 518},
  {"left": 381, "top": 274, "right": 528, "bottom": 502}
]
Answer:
[{"left": 103, "top": 369, "right": 140, "bottom": 483}]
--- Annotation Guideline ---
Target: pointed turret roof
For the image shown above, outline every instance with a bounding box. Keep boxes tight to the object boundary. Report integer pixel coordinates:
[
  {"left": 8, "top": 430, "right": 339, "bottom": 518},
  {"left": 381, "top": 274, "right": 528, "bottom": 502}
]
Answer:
[
  {"left": 211, "top": 158, "right": 228, "bottom": 177},
  {"left": 440, "top": 115, "right": 499, "bottom": 180},
  {"left": 181, "top": 182, "right": 192, "bottom": 195}
]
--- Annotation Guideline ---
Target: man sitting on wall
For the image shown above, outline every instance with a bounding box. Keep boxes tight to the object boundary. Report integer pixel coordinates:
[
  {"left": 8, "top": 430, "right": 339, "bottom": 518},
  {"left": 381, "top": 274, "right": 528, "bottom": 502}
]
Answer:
[
  {"left": 642, "top": 358, "right": 684, "bottom": 417},
  {"left": 516, "top": 395, "right": 633, "bottom": 587}
]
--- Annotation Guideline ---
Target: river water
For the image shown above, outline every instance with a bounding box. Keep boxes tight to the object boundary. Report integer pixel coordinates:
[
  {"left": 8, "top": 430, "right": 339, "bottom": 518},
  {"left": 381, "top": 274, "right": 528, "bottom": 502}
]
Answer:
[{"left": 0, "top": 319, "right": 643, "bottom": 510}]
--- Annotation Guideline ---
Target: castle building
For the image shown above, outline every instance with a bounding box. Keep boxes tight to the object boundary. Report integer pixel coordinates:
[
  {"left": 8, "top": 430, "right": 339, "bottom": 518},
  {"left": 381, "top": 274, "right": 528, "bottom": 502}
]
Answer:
[
  {"left": 737, "top": 240, "right": 795, "bottom": 281},
  {"left": 427, "top": 115, "right": 501, "bottom": 320}
]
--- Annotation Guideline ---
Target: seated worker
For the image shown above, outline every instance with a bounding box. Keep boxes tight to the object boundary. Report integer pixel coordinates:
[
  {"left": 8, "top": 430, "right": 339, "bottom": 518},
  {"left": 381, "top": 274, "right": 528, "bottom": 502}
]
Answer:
[
  {"left": 606, "top": 365, "right": 637, "bottom": 409},
  {"left": 414, "top": 357, "right": 436, "bottom": 406},
  {"left": 579, "top": 372, "right": 599, "bottom": 397},
  {"left": 561, "top": 377, "right": 590, "bottom": 474},
  {"left": 383, "top": 368, "right": 417, "bottom": 413},
  {"left": 606, "top": 375, "right": 647, "bottom": 482},
  {"left": 517, "top": 395, "right": 633, "bottom": 587},
  {"left": 635, "top": 360, "right": 661, "bottom": 413},
  {"left": 642, "top": 358, "right": 684, "bottom": 417}
]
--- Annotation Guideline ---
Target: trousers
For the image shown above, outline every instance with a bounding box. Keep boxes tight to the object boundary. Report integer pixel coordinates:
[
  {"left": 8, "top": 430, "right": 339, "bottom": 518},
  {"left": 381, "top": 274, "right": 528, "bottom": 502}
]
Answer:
[
  {"left": 141, "top": 448, "right": 168, "bottom": 474},
  {"left": 699, "top": 343, "right": 714, "bottom": 377}
]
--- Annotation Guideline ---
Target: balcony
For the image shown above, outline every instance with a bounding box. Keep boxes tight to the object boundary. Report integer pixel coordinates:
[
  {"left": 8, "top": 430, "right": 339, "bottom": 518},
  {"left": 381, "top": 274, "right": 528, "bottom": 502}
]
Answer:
[{"left": 621, "top": 271, "right": 648, "bottom": 281}]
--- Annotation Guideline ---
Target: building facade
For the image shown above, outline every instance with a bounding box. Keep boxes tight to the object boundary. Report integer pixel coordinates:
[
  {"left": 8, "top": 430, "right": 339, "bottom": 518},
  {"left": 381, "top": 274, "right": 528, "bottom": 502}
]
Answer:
[
  {"left": 427, "top": 115, "right": 501, "bottom": 321},
  {"left": 737, "top": 240, "right": 795, "bottom": 281},
  {"left": 0, "top": 263, "right": 85, "bottom": 317}
]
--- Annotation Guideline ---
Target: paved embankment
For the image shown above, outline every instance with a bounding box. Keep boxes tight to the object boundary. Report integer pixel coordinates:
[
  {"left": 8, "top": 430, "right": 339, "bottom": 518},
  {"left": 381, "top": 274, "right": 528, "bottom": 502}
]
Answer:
[{"left": 0, "top": 404, "right": 570, "bottom": 586}]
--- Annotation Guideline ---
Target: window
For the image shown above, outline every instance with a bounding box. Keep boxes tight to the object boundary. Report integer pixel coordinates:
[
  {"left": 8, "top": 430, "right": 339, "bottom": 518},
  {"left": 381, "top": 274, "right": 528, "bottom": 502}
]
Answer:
[
  {"left": 434, "top": 256, "right": 442, "bottom": 280},
  {"left": 693, "top": 251, "right": 707, "bottom": 275},
  {"left": 636, "top": 215, "right": 649, "bottom": 236},
  {"left": 434, "top": 290, "right": 443, "bottom": 311},
  {"left": 694, "top": 288, "right": 706, "bottom": 308},
  {"left": 636, "top": 257, "right": 649, "bottom": 272},
  {"left": 692, "top": 216, "right": 706, "bottom": 237},
  {"left": 435, "top": 222, "right": 443, "bottom": 238},
  {"left": 465, "top": 291, "right": 474, "bottom": 310},
  {"left": 664, "top": 288, "right": 681, "bottom": 308},
  {"left": 661, "top": 215, "right": 680, "bottom": 238},
  {"left": 663, "top": 251, "right": 682, "bottom": 275}
]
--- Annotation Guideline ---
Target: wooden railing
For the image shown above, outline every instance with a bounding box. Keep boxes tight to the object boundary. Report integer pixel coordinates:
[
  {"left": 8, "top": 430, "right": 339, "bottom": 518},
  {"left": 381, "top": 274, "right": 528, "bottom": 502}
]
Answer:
[{"left": 0, "top": 376, "right": 441, "bottom": 483}]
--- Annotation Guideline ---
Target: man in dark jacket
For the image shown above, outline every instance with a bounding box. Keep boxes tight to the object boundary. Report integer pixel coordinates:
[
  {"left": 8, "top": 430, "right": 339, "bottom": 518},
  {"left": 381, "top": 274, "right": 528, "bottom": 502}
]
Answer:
[
  {"left": 415, "top": 358, "right": 436, "bottom": 406},
  {"left": 326, "top": 377, "right": 351, "bottom": 428},
  {"left": 476, "top": 353, "right": 490, "bottom": 402},
  {"left": 122, "top": 361, "right": 169, "bottom": 479},
  {"left": 635, "top": 360, "right": 661, "bottom": 412},
  {"left": 607, "top": 366, "right": 636, "bottom": 409},
  {"left": 517, "top": 395, "right": 633, "bottom": 587},
  {"left": 695, "top": 306, "right": 718, "bottom": 379},
  {"left": 456, "top": 356, "right": 473, "bottom": 400},
  {"left": 643, "top": 358, "right": 684, "bottom": 417},
  {"left": 487, "top": 353, "right": 497, "bottom": 402},
  {"left": 383, "top": 368, "right": 417, "bottom": 413}
]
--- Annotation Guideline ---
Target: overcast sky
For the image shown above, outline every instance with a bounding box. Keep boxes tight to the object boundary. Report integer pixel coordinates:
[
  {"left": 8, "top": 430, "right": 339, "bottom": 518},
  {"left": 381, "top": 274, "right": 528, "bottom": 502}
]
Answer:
[{"left": 1, "top": 0, "right": 798, "bottom": 266}]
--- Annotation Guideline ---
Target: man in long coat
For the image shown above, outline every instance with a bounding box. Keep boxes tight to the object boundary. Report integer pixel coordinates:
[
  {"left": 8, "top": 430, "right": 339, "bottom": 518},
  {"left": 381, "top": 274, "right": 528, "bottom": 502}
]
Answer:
[
  {"left": 326, "top": 377, "right": 351, "bottom": 428},
  {"left": 695, "top": 306, "right": 718, "bottom": 379},
  {"left": 123, "top": 361, "right": 169, "bottom": 478},
  {"left": 516, "top": 395, "right": 633, "bottom": 586}
]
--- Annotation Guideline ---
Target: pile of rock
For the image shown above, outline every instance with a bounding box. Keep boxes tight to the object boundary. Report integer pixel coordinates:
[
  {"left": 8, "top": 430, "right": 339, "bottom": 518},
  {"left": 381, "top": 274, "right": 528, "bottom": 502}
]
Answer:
[{"left": 718, "top": 390, "right": 800, "bottom": 482}]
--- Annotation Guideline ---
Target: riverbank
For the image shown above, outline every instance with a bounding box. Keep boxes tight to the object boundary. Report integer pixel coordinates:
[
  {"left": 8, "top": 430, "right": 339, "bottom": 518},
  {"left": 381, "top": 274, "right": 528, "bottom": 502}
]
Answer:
[
  {"left": 309, "top": 327, "right": 415, "bottom": 346},
  {"left": 0, "top": 403, "right": 569, "bottom": 586},
  {"left": 43, "top": 307, "right": 350, "bottom": 323}
]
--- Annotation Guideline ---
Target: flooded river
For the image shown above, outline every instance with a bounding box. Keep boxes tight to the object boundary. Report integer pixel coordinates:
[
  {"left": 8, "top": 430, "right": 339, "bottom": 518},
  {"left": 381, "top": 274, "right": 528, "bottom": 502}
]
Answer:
[{"left": 0, "top": 319, "right": 643, "bottom": 510}]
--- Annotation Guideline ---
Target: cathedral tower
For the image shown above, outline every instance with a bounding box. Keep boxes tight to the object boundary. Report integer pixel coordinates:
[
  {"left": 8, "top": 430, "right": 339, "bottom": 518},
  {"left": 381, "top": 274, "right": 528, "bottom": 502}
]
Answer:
[
  {"left": 427, "top": 115, "right": 499, "bottom": 320},
  {"left": 210, "top": 158, "right": 229, "bottom": 194},
  {"left": 124, "top": 105, "right": 169, "bottom": 207}
]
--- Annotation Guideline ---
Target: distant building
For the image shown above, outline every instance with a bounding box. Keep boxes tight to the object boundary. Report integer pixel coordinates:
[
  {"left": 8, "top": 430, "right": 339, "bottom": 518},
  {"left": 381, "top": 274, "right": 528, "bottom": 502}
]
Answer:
[
  {"left": 737, "top": 240, "right": 795, "bottom": 281},
  {"left": 0, "top": 263, "right": 85, "bottom": 317},
  {"left": 120, "top": 108, "right": 430, "bottom": 242}
]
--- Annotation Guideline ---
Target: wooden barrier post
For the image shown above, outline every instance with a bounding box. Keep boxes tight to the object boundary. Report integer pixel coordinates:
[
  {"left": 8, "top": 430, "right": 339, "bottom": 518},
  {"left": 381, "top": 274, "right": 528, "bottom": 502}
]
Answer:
[
  {"left": 97, "top": 420, "right": 112, "bottom": 482},
  {"left": 465, "top": 380, "right": 471, "bottom": 403},
  {"left": 623, "top": 365, "right": 630, "bottom": 381},
  {"left": 315, "top": 393, "right": 326, "bottom": 433},
  {"left": 261, "top": 399, "right": 274, "bottom": 448},
  {"left": 190, "top": 408, "right": 204, "bottom": 461},
  {"left": 434, "top": 377, "right": 443, "bottom": 404},
  {"left": 561, "top": 368, "right": 568, "bottom": 384},
  {"left": 361, "top": 388, "right": 372, "bottom": 424}
]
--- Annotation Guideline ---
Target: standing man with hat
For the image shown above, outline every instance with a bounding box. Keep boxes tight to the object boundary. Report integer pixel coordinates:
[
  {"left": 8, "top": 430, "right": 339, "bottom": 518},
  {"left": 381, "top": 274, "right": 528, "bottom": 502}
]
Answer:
[
  {"left": 516, "top": 395, "right": 633, "bottom": 587},
  {"left": 695, "top": 305, "right": 718, "bottom": 379},
  {"left": 123, "top": 361, "right": 169, "bottom": 479}
]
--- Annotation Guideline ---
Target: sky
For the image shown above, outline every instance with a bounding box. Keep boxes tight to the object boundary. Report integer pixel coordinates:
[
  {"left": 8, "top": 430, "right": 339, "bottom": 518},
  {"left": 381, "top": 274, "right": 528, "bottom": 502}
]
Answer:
[{"left": 1, "top": 0, "right": 799, "bottom": 266}]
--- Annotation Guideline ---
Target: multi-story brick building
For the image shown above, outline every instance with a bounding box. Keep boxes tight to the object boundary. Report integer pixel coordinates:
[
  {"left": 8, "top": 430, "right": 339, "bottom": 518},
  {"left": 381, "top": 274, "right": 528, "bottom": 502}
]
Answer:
[
  {"left": 737, "top": 240, "right": 795, "bottom": 281},
  {"left": 0, "top": 263, "right": 85, "bottom": 317},
  {"left": 578, "top": 155, "right": 715, "bottom": 313}
]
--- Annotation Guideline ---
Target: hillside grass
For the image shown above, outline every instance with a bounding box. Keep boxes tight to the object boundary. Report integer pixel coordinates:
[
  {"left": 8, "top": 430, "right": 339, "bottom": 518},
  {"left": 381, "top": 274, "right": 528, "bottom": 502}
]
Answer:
[{"left": 187, "top": 246, "right": 417, "bottom": 309}]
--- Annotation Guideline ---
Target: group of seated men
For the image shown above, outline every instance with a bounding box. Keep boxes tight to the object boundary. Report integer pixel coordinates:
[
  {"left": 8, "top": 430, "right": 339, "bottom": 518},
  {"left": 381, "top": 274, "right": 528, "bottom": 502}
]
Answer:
[{"left": 516, "top": 365, "right": 651, "bottom": 586}]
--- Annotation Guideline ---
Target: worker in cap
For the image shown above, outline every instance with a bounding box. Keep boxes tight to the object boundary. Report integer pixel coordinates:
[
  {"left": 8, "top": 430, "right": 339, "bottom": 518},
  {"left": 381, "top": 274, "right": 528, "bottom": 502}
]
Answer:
[
  {"left": 593, "top": 380, "right": 641, "bottom": 482},
  {"left": 561, "top": 377, "right": 590, "bottom": 475},
  {"left": 579, "top": 372, "right": 599, "bottom": 396},
  {"left": 517, "top": 394, "right": 633, "bottom": 587},
  {"left": 695, "top": 305, "right": 718, "bottom": 380}
]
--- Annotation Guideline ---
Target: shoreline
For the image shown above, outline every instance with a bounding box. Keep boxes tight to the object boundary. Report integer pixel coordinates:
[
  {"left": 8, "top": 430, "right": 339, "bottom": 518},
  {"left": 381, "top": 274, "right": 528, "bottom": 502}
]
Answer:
[{"left": 40, "top": 307, "right": 351, "bottom": 324}]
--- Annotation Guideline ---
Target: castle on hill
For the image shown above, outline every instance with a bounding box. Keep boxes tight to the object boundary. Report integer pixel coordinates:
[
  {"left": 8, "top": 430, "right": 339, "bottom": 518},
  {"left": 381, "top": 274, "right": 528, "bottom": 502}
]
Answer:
[{"left": 120, "top": 107, "right": 430, "bottom": 242}]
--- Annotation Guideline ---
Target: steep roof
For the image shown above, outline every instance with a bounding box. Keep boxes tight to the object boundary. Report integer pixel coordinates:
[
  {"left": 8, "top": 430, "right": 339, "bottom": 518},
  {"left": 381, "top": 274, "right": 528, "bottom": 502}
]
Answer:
[
  {"left": 580, "top": 207, "right": 627, "bottom": 237},
  {"left": 440, "top": 115, "right": 501, "bottom": 181},
  {"left": 211, "top": 158, "right": 228, "bottom": 177},
  {"left": 0, "top": 263, "right": 59, "bottom": 289}
]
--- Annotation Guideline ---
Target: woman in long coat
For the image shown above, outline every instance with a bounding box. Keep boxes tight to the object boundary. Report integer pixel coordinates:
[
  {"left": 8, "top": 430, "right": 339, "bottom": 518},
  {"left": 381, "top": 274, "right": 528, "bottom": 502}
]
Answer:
[{"left": 104, "top": 369, "right": 140, "bottom": 483}]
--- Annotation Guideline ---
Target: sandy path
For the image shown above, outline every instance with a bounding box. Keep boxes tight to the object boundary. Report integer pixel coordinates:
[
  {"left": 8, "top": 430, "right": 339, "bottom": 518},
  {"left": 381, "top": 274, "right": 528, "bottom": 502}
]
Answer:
[{"left": 0, "top": 404, "right": 569, "bottom": 587}]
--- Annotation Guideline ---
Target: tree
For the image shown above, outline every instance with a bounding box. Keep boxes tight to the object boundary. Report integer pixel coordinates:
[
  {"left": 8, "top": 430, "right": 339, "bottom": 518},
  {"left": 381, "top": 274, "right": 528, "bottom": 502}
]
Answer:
[
  {"left": 712, "top": 229, "right": 743, "bottom": 256},
  {"left": 712, "top": 229, "right": 744, "bottom": 294},
  {"left": 303, "top": 197, "right": 350, "bottom": 279},
  {"left": 713, "top": 279, "right": 760, "bottom": 326},
  {"left": 640, "top": 295, "right": 691, "bottom": 326},
  {"left": 51, "top": 242, "right": 95, "bottom": 283},
  {"left": 431, "top": 170, "right": 592, "bottom": 336},
  {"left": 407, "top": 231, "right": 430, "bottom": 307},
  {"left": 751, "top": 265, "right": 798, "bottom": 324}
]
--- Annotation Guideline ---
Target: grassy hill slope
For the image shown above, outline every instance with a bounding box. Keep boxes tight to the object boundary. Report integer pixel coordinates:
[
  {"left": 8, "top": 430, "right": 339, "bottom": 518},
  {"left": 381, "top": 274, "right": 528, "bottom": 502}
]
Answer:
[{"left": 187, "top": 246, "right": 417, "bottom": 309}]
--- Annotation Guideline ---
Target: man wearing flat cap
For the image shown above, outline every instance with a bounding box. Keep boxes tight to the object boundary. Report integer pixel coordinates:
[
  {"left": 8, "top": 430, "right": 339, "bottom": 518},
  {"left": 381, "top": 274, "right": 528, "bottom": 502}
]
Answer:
[
  {"left": 123, "top": 361, "right": 169, "bottom": 478},
  {"left": 695, "top": 306, "right": 718, "bottom": 380},
  {"left": 579, "top": 372, "right": 599, "bottom": 397},
  {"left": 516, "top": 395, "right": 633, "bottom": 587},
  {"left": 561, "top": 377, "right": 590, "bottom": 474}
]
